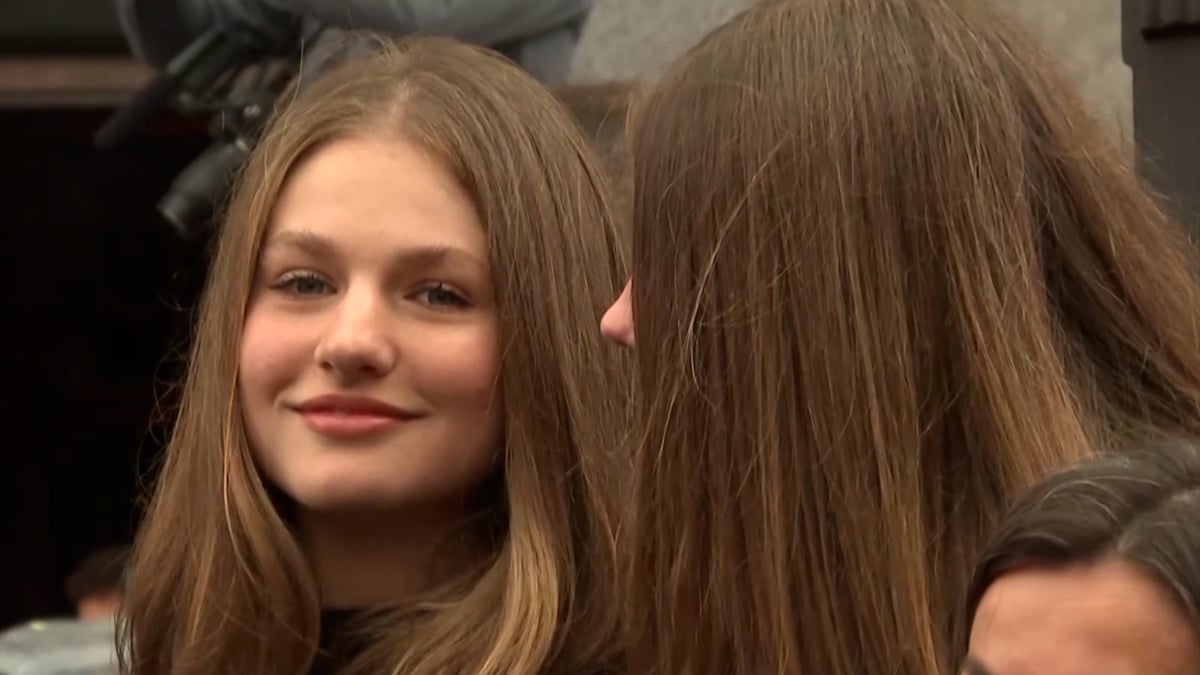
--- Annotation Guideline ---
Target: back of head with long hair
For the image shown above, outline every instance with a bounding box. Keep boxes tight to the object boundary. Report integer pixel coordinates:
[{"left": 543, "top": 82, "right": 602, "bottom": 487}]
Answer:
[
  {"left": 121, "top": 36, "right": 630, "bottom": 675},
  {"left": 624, "top": 0, "right": 1200, "bottom": 673}
]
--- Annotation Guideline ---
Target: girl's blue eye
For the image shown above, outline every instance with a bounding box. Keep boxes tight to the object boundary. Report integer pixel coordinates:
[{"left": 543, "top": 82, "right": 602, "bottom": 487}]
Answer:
[
  {"left": 417, "top": 283, "right": 469, "bottom": 309},
  {"left": 269, "top": 272, "right": 333, "bottom": 296}
]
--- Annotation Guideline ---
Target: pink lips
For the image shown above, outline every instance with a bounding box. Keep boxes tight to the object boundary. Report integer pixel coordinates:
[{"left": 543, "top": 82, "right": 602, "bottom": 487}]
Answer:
[{"left": 293, "top": 394, "right": 421, "bottom": 438}]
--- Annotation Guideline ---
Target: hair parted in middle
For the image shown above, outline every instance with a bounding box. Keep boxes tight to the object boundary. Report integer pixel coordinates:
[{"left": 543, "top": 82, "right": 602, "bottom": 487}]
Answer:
[{"left": 120, "top": 35, "right": 633, "bottom": 675}]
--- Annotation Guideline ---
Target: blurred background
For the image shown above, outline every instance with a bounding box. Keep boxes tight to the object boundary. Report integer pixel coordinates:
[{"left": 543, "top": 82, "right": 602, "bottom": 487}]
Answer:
[
  {"left": 574, "top": 0, "right": 1134, "bottom": 138},
  {"left": 0, "top": 0, "right": 1191, "bottom": 629}
]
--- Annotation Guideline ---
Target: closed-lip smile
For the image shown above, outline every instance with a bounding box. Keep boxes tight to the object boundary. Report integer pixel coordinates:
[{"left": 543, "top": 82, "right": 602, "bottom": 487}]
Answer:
[{"left": 292, "top": 394, "right": 422, "bottom": 438}]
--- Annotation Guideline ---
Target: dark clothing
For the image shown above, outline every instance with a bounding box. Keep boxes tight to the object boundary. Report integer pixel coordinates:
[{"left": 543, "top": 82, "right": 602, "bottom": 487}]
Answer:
[{"left": 309, "top": 610, "right": 362, "bottom": 675}]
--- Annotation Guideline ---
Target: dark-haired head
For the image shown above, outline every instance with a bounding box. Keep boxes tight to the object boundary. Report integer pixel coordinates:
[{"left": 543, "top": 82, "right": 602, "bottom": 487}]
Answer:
[{"left": 964, "top": 442, "right": 1200, "bottom": 675}]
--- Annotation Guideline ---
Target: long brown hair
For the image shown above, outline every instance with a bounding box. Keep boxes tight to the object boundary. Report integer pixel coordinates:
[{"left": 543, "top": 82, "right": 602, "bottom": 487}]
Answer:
[
  {"left": 121, "top": 36, "right": 630, "bottom": 675},
  {"left": 624, "top": 0, "right": 1200, "bottom": 673}
]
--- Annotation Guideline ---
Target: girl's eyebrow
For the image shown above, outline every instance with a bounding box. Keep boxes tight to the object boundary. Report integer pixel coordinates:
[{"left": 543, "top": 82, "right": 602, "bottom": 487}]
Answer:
[{"left": 264, "top": 229, "right": 487, "bottom": 272}]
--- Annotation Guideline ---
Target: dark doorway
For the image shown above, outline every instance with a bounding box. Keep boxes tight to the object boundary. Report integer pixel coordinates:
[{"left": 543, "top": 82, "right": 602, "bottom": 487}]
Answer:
[{"left": 0, "top": 103, "right": 209, "bottom": 628}]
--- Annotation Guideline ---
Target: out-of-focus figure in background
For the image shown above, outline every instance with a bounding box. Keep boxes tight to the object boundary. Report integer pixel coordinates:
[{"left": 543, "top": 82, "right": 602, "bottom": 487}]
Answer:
[
  {"left": 118, "top": 0, "right": 592, "bottom": 86},
  {"left": 64, "top": 546, "right": 129, "bottom": 622},
  {"left": 0, "top": 545, "right": 129, "bottom": 675},
  {"left": 103, "top": 0, "right": 594, "bottom": 243}
]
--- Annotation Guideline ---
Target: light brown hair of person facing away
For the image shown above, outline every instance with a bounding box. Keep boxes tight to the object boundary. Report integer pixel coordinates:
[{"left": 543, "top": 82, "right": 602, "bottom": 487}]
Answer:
[
  {"left": 623, "top": 0, "right": 1200, "bottom": 674},
  {"left": 964, "top": 441, "right": 1200, "bottom": 659},
  {"left": 120, "top": 36, "right": 631, "bottom": 675}
]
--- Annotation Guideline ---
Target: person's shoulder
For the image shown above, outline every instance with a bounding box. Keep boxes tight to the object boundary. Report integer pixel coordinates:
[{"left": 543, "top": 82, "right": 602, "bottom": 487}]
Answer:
[{"left": 0, "top": 618, "right": 117, "bottom": 675}]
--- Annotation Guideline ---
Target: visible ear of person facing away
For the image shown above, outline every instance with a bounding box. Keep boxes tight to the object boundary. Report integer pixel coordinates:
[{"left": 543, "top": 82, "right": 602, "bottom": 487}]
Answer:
[
  {"left": 603, "top": 0, "right": 1200, "bottom": 674},
  {"left": 119, "top": 34, "right": 631, "bottom": 675},
  {"left": 962, "top": 440, "right": 1200, "bottom": 675}
]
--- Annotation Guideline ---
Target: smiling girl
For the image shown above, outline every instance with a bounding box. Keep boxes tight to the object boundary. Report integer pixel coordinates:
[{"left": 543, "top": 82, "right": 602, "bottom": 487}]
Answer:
[{"left": 120, "top": 36, "right": 630, "bottom": 675}]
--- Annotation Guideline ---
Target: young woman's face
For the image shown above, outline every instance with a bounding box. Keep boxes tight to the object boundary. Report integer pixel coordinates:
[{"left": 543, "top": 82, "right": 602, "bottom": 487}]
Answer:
[
  {"left": 600, "top": 280, "right": 635, "bottom": 348},
  {"left": 238, "top": 134, "right": 503, "bottom": 514},
  {"left": 964, "top": 558, "right": 1200, "bottom": 675}
]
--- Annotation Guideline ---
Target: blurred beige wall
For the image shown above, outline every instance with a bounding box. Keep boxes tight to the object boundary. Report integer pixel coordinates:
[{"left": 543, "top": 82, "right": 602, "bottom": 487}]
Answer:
[{"left": 572, "top": 0, "right": 1132, "bottom": 142}]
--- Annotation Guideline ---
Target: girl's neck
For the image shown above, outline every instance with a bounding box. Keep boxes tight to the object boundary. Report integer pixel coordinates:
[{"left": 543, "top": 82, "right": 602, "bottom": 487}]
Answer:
[{"left": 298, "top": 504, "right": 479, "bottom": 608}]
